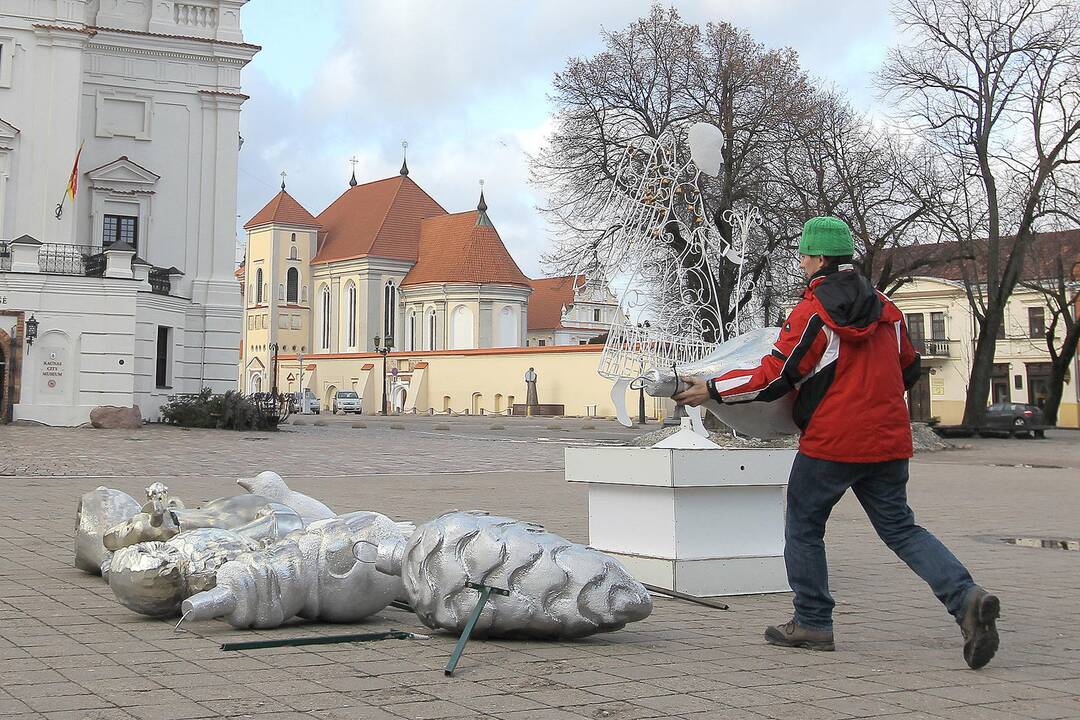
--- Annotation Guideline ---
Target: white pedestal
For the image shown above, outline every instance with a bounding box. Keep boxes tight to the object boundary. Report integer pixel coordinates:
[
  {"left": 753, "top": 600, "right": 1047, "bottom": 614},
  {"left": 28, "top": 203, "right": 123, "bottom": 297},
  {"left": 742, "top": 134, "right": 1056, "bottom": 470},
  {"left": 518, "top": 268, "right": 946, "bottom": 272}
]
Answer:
[{"left": 566, "top": 446, "right": 795, "bottom": 597}]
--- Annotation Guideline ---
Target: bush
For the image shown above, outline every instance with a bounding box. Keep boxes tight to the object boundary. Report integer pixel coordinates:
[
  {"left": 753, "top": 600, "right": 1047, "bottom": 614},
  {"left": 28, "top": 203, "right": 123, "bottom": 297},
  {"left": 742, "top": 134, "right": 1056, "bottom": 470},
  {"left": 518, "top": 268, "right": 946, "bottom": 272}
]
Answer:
[{"left": 160, "top": 388, "right": 279, "bottom": 431}]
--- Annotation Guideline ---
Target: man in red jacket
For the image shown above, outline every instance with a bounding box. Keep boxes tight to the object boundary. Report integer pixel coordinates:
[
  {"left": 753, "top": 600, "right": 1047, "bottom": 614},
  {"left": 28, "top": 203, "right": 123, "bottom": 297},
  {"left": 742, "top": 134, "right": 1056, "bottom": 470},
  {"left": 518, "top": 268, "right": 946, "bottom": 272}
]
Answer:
[{"left": 675, "top": 217, "right": 1000, "bottom": 669}]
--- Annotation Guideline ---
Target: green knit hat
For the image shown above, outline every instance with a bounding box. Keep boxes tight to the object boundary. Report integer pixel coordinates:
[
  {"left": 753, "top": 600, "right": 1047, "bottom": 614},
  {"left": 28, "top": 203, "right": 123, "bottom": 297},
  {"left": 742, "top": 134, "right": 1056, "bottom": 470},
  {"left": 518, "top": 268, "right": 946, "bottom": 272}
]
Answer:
[{"left": 799, "top": 216, "right": 854, "bottom": 256}]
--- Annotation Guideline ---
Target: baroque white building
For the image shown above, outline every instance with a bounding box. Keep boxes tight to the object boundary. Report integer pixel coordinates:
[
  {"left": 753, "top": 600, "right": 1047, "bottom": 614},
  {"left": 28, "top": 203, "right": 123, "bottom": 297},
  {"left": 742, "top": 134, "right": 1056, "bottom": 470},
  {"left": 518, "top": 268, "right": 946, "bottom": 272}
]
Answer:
[{"left": 0, "top": 0, "right": 257, "bottom": 425}]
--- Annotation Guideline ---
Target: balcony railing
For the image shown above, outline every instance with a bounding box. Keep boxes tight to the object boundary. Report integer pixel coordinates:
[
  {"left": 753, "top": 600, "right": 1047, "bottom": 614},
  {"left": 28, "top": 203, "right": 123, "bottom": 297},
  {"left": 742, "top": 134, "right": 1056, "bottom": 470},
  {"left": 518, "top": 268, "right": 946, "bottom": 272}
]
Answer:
[
  {"left": 913, "top": 338, "right": 952, "bottom": 357},
  {"left": 37, "top": 243, "right": 105, "bottom": 276},
  {"left": 148, "top": 268, "right": 171, "bottom": 295}
]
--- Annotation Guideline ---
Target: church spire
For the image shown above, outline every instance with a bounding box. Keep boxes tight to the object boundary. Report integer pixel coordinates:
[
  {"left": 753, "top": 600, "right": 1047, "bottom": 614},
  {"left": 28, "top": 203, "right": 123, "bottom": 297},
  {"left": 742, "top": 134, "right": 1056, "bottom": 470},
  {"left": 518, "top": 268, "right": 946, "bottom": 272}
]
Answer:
[
  {"left": 399, "top": 139, "right": 409, "bottom": 176},
  {"left": 476, "top": 179, "right": 492, "bottom": 226},
  {"left": 280, "top": 169, "right": 287, "bottom": 192},
  {"left": 348, "top": 156, "right": 358, "bottom": 187}
]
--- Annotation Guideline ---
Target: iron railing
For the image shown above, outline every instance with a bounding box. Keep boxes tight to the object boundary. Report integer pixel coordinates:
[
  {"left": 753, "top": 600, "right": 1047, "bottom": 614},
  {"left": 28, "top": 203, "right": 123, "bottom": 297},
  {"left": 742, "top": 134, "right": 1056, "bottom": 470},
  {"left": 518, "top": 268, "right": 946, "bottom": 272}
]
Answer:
[
  {"left": 36, "top": 243, "right": 104, "bottom": 276},
  {"left": 148, "top": 268, "right": 171, "bottom": 295}
]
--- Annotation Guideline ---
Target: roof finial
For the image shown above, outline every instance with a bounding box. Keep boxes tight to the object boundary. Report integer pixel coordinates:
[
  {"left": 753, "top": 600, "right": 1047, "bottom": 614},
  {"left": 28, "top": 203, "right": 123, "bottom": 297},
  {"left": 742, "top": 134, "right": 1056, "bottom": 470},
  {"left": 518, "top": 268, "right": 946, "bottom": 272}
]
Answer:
[
  {"left": 280, "top": 169, "right": 287, "bottom": 191},
  {"left": 399, "top": 140, "right": 409, "bottom": 176},
  {"left": 348, "top": 156, "right": 358, "bottom": 187},
  {"left": 476, "top": 179, "right": 492, "bottom": 226}
]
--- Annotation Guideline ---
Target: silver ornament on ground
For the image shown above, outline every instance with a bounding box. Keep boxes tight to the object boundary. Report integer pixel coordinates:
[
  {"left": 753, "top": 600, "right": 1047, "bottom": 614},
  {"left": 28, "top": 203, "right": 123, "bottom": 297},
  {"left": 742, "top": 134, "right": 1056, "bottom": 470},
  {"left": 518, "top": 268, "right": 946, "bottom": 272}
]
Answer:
[
  {"left": 236, "top": 471, "right": 335, "bottom": 525},
  {"left": 74, "top": 487, "right": 141, "bottom": 575},
  {"left": 106, "top": 528, "right": 262, "bottom": 616},
  {"left": 373, "top": 510, "right": 652, "bottom": 639},
  {"left": 182, "top": 511, "right": 404, "bottom": 628}
]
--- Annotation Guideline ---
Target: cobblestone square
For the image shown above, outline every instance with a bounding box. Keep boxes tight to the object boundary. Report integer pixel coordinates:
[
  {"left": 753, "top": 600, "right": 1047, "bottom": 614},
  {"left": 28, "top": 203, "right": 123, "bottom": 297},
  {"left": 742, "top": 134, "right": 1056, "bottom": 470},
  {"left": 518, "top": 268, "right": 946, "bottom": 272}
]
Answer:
[{"left": 1, "top": 418, "right": 1078, "bottom": 719}]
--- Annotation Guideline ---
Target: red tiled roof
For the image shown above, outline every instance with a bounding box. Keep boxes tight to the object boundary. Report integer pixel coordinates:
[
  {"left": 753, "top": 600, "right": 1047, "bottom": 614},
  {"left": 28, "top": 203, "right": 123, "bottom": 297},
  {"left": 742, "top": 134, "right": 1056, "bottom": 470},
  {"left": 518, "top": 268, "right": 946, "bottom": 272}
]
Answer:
[
  {"left": 244, "top": 190, "right": 319, "bottom": 229},
  {"left": 312, "top": 175, "right": 446, "bottom": 264},
  {"left": 401, "top": 211, "right": 532, "bottom": 288},
  {"left": 526, "top": 275, "right": 583, "bottom": 330},
  {"left": 882, "top": 230, "right": 1080, "bottom": 283}
]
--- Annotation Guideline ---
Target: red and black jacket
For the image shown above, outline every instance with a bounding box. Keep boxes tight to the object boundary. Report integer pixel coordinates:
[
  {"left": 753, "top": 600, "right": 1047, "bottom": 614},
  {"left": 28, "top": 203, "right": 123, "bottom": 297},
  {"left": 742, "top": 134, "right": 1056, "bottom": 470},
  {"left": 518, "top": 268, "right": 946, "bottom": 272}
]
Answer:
[{"left": 707, "top": 266, "right": 921, "bottom": 463}]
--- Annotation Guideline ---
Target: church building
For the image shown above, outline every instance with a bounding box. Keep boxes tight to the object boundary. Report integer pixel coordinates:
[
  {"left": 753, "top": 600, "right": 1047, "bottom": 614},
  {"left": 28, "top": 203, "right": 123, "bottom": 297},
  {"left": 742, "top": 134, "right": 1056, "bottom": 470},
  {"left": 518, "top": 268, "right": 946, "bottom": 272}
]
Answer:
[{"left": 239, "top": 162, "right": 542, "bottom": 395}]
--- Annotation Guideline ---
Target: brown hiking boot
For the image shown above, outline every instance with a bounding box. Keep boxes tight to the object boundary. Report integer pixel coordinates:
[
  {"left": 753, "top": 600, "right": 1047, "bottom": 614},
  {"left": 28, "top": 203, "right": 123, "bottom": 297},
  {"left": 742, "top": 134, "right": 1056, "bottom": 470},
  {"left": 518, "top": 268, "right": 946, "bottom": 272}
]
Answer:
[
  {"left": 764, "top": 619, "right": 835, "bottom": 651},
  {"left": 959, "top": 586, "right": 1000, "bottom": 669}
]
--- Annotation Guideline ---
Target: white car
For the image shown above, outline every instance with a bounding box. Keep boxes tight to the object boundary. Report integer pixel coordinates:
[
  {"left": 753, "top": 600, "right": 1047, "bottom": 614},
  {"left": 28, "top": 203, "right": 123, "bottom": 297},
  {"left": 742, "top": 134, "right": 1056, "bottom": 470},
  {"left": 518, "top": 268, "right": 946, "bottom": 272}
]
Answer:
[
  {"left": 333, "top": 390, "right": 362, "bottom": 414},
  {"left": 291, "top": 389, "right": 319, "bottom": 414}
]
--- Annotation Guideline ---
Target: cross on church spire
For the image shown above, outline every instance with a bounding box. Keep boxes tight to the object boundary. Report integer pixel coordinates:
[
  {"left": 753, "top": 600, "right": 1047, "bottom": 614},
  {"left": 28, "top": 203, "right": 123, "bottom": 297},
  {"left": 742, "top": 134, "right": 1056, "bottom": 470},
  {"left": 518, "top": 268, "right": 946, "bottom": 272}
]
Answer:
[
  {"left": 399, "top": 140, "right": 409, "bottom": 176},
  {"left": 349, "top": 156, "right": 359, "bottom": 187},
  {"left": 280, "top": 170, "right": 287, "bottom": 191}
]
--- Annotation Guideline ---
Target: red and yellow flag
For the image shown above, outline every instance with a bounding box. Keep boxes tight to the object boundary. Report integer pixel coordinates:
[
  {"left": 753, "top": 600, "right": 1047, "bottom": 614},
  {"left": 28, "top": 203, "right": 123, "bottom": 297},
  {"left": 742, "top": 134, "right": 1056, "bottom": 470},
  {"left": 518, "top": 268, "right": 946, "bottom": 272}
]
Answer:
[
  {"left": 55, "top": 142, "right": 83, "bottom": 219},
  {"left": 66, "top": 142, "right": 83, "bottom": 199}
]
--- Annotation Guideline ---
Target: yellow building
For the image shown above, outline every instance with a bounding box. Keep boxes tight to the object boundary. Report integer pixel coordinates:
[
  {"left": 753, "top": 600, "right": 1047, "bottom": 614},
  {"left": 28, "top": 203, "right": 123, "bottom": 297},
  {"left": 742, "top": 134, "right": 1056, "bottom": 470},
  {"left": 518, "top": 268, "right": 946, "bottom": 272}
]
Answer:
[{"left": 889, "top": 234, "right": 1080, "bottom": 427}]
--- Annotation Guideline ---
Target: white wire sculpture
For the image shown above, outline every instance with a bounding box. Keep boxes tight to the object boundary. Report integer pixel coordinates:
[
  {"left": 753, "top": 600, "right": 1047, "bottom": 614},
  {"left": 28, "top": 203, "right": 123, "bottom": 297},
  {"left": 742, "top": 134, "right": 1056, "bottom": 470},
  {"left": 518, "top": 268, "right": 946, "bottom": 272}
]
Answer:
[{"left": 568, "top": 123, "right": 761, "bottom": 427}]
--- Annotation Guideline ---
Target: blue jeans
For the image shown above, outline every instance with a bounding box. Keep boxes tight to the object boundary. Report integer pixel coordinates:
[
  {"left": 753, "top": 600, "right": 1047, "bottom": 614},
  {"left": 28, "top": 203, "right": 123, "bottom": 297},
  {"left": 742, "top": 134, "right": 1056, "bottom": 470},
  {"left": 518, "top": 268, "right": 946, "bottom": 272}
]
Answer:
[{"left": 785, "top": 453, "right": 975, "bottom": 631}]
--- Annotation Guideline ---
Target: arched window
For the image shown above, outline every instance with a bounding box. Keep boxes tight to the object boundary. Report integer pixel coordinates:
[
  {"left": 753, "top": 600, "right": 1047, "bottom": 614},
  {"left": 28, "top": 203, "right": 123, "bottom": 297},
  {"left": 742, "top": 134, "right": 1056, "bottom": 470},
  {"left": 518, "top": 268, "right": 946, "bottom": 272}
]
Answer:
[
  {"left": 345, "top": 283, "right": 357, "bottom": 349},
  {"left": 255, "top": 268, "right": 264, "bottom": 304},
  {"left": 320, "top": 285, "right": 331, "bottom": 350},
  {"left": 451, "top": 305, "right": 474, "bottom": 349},
  {"left": 384, "top": 281, "right": 397, "bottom": 341},
  {"left": 278, "top": 283, "right": 285, "bottom": 301},
  {"left": 290, "top": 232, "right": 296, "bottom": 243},
  {"left": 289, "top": 246, "right": 298, "bottom": 260},
  {"left": 497, "top": 305, "right": 516, "bottom": 347},
  {"left": 286, "top": 268, "right": 299, "bottom": 303},
  {"left": 408, "top": 312, "right": 417, "bottom": 351},
  {"left": 302, "top": 285, "right": 308, "bottom": 303},
  {"left": 427, "top": 309, "right": 437, "bottom": 351}
]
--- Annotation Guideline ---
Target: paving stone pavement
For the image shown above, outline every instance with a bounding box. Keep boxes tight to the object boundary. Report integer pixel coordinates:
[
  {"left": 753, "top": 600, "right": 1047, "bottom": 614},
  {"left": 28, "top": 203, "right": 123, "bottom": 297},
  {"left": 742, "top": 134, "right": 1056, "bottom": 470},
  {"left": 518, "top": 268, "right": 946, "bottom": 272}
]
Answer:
[{"left": 0, "top": 420, "right": 1078, "bottom": 719}]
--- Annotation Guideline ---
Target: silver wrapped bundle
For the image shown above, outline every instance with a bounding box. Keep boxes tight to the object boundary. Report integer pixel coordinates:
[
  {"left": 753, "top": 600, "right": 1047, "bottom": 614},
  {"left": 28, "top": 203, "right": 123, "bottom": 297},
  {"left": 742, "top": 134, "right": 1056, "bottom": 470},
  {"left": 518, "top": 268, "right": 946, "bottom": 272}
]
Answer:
[
  {"left": 103, "top": 494, "right": 303, "bottom": 551},
  {"left": 182, "top": 511, "right": 403, "bottom": 628},
  {"left": 107, "top": 528, "right": 262, "bottom": 617},
  {"left": 373, "top": 510, "right": 653, "bottom": 639},
  {"left": 74, "top": 487, "right": 142, "bottom": 574},
  {"left": 642, "top": 327, "right": 799, "bottom": 439}
]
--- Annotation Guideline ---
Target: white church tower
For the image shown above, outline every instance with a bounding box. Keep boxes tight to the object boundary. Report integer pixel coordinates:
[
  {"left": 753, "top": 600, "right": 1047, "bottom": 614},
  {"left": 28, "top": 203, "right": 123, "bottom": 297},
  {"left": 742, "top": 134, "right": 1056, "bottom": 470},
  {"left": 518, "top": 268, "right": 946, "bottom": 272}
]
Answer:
[{"left": 0, "top": 1, "right": 258, "bottom": 424}]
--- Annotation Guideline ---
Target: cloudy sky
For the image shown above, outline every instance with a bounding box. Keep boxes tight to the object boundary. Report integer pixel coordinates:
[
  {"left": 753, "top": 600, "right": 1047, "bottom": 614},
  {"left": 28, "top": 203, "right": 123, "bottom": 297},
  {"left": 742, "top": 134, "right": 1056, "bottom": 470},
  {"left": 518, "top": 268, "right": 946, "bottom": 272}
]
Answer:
[{"left": 236, "top": 1, "right": 897, "bottom": 274}]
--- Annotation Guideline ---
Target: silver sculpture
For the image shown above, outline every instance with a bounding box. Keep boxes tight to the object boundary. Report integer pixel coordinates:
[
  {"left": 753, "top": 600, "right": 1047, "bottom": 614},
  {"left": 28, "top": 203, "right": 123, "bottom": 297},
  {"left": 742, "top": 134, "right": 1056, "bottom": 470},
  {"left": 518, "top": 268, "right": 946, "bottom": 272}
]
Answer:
[
  {"left": 74, "top": 487, "right": 141, "bottom": 574},
  {"left": 107, "top": 528, "right": 261, "bottom": 617},
  {"left": 103, "top": 493, "right": 303, "bottom": 551},
  {"left": 236, "top": 471, "right": 335, "bottom": 525},
  {"left": 369, "top": 510, "right": 652, "bottom": 639},
  {"left": 642, "top": 326, "right": 798, "bottom": 439},
  {"left": 181, "top": 511, "right": 403, "bottom": 628}
]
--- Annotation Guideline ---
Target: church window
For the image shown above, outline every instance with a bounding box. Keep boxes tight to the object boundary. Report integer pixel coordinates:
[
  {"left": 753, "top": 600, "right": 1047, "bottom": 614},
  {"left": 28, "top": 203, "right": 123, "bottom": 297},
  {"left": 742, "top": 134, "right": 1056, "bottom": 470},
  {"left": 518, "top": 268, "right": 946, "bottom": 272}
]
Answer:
[
  {"left": 103, "top": 214, "right": 138, "bottom": 251},
  {"left": 427, "top": 310, "right": 437, "bottom": 351},
  {"left": 255, "top": 268, "right": 264, "bottom": 304},
  {"left": 409, "top": 312, "right": 417, "bottom": 351},
  {"left": 320, "top": 285, "right": 331, "bottom": 350},
  {"left": 384, "top": 281, "right": 397, "bottom": 340},
  {"left": 346, "top": 283, "right": 357, "bottom": 349},
  {"left": 302, "top": 285, "right": 308, "bottom": 303},
  {"left": 538, "top": 339, "right": 547, "bottom": 347},
  {"left": 593, "top": 308, "right": 602, "bottom": 322},
  {"left": 278, "top": 283, "right": 285, "bottom": 301},
  {"left": 289, "top": 246, "right": 298, "bottom": 260},
  {"left": 290, "top": 233, "right": 296, "bottom": 243},
  {"left": 286, "top": 268, "right": 299, "bottom": 303}
]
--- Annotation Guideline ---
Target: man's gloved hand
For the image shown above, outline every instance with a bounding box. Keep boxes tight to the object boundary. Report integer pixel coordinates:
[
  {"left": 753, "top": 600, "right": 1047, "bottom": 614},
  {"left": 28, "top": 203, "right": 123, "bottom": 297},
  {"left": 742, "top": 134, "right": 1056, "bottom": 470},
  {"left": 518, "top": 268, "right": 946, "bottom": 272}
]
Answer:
[{"left": 673, "top": 375, "right": 711, "bottom": 407}]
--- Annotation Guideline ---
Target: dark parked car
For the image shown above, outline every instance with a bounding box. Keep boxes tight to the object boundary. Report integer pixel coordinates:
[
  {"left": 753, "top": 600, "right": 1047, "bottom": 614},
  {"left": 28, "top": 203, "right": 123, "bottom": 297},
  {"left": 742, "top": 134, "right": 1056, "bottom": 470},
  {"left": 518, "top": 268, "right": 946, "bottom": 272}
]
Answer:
[{"left": 983, "top": 402, "right": 1045, "bottom": 437}]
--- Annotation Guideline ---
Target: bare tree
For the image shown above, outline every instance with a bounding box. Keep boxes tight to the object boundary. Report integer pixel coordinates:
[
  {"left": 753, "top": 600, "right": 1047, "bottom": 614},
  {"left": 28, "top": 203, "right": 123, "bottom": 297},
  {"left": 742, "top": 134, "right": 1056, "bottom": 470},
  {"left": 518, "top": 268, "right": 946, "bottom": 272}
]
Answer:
[
  {"left": 532, "top": 6, "right": 817, "bottom": 336},
  {"left": 881, "top": 0, "right": 1080, "bottom": 426},
  {"left": 1018, "top": 230, "right": 1080, "bottom": 425}
]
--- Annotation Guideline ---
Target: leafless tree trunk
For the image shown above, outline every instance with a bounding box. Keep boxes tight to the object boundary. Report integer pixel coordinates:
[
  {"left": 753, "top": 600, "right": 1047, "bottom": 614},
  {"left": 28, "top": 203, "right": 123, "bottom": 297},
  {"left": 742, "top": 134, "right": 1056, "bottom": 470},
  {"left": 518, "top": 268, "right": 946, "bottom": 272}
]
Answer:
[{"left": 881, "top": 0, "right": 1080, "bottom": 426}]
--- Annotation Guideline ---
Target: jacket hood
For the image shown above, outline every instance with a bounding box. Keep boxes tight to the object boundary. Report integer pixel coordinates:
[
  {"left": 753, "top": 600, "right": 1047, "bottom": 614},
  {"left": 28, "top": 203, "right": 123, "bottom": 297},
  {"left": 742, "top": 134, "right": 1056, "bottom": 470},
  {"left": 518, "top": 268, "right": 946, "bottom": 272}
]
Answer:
[{"left": 807, "top": 268, "right": 897, "bottom": 340}]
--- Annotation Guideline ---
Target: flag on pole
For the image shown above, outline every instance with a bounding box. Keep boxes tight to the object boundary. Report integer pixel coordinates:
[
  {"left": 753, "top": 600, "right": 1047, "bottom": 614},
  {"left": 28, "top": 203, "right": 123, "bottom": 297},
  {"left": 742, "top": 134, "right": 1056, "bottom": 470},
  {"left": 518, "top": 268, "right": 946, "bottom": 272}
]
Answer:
[{"left": 55, "top": 142, "right": 83, "bottom": 219}]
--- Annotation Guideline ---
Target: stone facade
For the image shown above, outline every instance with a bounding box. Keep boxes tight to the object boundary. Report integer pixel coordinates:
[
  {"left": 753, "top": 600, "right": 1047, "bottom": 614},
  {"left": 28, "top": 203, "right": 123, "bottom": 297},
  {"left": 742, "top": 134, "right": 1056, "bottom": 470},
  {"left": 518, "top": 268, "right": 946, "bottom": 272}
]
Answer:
[{"left": 0, "top": 1, "right": 257, "bottom": 425}]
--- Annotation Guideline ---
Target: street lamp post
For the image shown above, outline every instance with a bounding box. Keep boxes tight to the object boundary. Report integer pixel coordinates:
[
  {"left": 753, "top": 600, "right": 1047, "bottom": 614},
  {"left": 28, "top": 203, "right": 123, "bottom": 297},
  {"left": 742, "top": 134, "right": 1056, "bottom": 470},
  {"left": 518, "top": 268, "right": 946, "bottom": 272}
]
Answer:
[
  {"left": 374, "top": 335, "right": 393, "bottom": 416},
  {"left": 297, "top": 352, "right": 306, "bottom": 414},
  {"left": 269, "top": 342, "right": 279, "bottom": 400}
]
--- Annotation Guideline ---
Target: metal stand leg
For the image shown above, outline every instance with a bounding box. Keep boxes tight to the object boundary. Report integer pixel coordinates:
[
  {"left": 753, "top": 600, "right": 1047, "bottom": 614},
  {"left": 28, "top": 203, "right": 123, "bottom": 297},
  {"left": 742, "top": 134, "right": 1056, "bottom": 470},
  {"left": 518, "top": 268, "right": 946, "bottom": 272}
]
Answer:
[{"left": 444, "top": 581, "right": 509, "bottom": 677}]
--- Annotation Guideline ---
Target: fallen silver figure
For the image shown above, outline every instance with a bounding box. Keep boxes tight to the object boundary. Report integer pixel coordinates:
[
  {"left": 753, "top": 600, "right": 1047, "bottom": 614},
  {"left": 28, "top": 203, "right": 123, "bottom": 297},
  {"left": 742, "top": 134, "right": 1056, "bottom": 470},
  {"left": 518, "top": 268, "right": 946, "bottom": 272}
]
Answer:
[
  {"left": 236, "top": 471, "right": 335, "bottom": 525},
  {"left": 641, "top": 326, "right": 799, "bottom": 439},
  {"left": 102, "top": 493, "right": 303, "bottom": 551},
  {"left": 181, "top": 511, "right": 404, "bottom": 628},
  {"left": 368, "top": 510, "right": 653, "bottom": 639},
  {"left": 107, "top": 528, "right": 263, "bottom": 617},
  {"left": 74, "top": 487, "right": 141, "bottom": 575}
]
